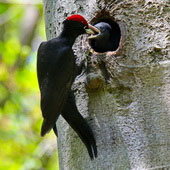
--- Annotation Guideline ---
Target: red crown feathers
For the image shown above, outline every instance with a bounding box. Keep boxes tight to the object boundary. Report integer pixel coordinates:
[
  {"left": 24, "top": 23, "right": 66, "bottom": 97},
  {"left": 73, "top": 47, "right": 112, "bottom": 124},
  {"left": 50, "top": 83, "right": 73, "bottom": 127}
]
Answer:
[{"left": 66, "top": 15, "right": 88, "bottom": 27}]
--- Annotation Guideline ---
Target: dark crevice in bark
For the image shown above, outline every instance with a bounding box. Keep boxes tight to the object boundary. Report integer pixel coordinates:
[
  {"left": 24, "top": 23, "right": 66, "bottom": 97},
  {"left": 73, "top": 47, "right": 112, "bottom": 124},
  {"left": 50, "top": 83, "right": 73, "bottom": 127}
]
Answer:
[{"left": 98, "top": 61, "right": 110, "bottom": 82}]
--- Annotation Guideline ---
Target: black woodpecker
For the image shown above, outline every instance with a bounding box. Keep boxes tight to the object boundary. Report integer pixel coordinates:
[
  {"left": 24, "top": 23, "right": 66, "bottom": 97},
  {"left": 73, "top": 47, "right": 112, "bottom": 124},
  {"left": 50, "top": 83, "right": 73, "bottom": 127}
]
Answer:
[
  {"left": 89, "top": 22, "right": 115, "bottom": 53},
  {"left": 37, "top": 15, "right": 100, "bottom": 159}
]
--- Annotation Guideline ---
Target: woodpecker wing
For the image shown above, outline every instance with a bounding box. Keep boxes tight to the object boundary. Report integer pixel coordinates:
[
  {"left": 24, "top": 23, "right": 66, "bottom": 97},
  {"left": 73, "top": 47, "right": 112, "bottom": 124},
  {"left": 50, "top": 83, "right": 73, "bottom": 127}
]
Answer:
[{"left": 37, "top": 39, "right": 75, "bottom": 136}]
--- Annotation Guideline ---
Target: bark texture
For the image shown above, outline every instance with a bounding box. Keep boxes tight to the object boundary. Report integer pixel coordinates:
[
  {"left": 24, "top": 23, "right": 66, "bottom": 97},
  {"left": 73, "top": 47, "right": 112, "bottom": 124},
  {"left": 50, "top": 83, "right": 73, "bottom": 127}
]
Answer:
[{"left": 43, "top": 0, "right": 170, "bottom": 169}]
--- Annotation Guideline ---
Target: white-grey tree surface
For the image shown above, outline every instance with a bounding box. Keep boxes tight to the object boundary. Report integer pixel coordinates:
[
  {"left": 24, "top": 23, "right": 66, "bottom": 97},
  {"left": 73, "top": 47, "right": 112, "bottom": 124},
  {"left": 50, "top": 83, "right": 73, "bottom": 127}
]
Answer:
[{"left": 43, "top": 0, "right": 170, "bottom": 169}]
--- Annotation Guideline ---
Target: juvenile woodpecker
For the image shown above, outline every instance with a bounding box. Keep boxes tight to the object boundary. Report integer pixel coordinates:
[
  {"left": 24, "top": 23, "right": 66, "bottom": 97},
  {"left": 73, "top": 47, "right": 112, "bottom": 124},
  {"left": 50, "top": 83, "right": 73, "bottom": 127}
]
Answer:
[{"left": 89, "top": 22, "right": 114, "bottom": 53}]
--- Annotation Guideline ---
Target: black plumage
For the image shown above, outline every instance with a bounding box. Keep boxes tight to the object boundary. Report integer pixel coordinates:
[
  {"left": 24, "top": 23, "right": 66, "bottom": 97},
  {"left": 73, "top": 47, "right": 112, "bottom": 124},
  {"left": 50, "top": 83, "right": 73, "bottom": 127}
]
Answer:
[
  {"left": 89, "top": 21, "right": 120, "bottom": 53},
  {"left": 37, "top": 32, "right": 76, "bottom": 136},
  {"left": 37, "top": 15, "right": 98, "bottom": 159},
  {"left": 61, "top": 90, "right": 97, "bottom": 159}
]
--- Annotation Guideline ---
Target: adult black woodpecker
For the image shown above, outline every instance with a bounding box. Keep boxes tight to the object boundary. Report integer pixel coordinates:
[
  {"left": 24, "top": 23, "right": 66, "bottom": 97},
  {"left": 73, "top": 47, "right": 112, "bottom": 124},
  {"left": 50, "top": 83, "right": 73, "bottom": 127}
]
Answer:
[
  {"left": 37, "top": 15, "right": 100, "bottom": 159},
  {"left": 89, "top": 22, "right": 119, "bottom": 53}
]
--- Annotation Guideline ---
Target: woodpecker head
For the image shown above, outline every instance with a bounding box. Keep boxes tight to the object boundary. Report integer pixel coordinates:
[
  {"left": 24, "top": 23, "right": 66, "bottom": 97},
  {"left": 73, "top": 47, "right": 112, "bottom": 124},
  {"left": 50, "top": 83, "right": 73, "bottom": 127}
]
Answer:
[
  {"left": 88, "top": 22, "right": 112, "bottom": 40},
  {"left": 63, "top": 14, "right": 100, "bottom": 36}
]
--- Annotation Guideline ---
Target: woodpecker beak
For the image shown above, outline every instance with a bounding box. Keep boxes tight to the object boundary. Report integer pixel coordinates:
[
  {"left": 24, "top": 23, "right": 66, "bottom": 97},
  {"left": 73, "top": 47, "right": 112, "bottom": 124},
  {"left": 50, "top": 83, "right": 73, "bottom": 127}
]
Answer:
[
  {"left": 87, "top": 24, "right": 101, "bottom": 39},
  {"left": 85, "top": 28, "right": 95, "bottom": 34},
  {"left": 85, "top": 24, "right": 100, "bottom": 35}
]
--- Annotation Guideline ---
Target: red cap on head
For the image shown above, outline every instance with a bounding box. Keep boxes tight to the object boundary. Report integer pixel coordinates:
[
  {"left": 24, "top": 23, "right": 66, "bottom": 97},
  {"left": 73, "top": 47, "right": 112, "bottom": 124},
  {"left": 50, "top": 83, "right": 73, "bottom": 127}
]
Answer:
[{"left": 66, "top": 14, "right": 88, "bottom": 27}]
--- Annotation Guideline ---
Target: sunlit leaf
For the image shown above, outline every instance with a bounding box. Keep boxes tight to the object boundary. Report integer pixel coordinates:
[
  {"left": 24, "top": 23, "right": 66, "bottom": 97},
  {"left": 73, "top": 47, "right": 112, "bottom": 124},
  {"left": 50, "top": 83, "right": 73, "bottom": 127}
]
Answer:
[
  {"left": 2, "top": 38, "right": 21, "bottom": 66},
  {"left": 0, "top": 84, "right": 8, "bottom": 103},
  {"left": 0, "top": 63, "right": 9, "bottom": 81}
]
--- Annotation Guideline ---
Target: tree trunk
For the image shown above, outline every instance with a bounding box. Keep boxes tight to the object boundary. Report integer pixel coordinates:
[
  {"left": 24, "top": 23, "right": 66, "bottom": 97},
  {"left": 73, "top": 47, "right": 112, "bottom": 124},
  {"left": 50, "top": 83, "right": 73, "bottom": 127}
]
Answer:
[{"left": 43, "top": 0, "right": 170, "bottom": 169}]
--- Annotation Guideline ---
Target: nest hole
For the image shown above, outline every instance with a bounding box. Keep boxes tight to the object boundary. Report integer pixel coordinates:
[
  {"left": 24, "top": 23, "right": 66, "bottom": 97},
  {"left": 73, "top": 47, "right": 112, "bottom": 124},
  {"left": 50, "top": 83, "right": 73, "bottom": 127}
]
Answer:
[{"left": 89, "top": 17, "right": 121, "bottom": 53}]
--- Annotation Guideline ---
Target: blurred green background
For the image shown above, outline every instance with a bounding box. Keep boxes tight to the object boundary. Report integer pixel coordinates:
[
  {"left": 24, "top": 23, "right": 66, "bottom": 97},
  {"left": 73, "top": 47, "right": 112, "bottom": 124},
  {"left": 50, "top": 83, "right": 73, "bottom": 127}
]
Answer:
[{"left": 0, "top": 0, "right": 59, "bottom": 169}]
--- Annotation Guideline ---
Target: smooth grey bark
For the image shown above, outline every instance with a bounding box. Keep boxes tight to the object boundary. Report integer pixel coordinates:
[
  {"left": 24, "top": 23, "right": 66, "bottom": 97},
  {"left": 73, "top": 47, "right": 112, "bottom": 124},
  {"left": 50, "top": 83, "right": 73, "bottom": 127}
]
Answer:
[{"left": 43, "top": 0, "right": 170, "bottom": 169}]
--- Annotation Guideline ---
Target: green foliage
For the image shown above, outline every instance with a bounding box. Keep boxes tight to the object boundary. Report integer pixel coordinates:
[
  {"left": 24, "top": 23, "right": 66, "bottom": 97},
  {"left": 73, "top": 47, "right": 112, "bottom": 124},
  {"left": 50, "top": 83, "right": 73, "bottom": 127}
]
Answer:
[{"left": 0, "top": 1, "right": 59, "bottom": 169}]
